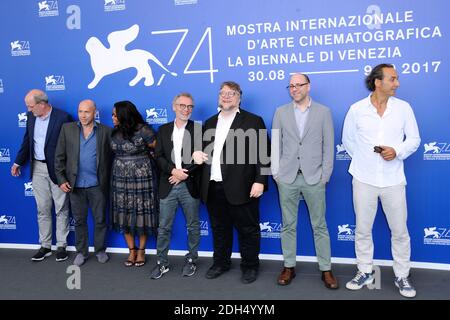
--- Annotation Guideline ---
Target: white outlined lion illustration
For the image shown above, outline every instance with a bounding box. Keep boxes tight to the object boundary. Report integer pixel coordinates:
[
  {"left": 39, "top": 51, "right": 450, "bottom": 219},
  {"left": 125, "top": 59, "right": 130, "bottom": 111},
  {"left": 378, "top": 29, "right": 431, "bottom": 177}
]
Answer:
[
  {"left": 259, "top": 222, "right": 273, "bottom": 232},
  {"left": 11, "top": 41, "right": 22, "bottom": 51},
  {"left": 424, "top": 142, "right": 440, "bottom": 154},
  {"left": 24, "top": 182, "right": 33, "bottom": 192},
  {"left": 38, "top": 1, "right": 50, "bottom": 11},
  {"left": 18, "top": 113, "right": 27, "bottom": 122},
  {"left": 85, "top": 24, "right": 177, "bottom": 89},
  {"left": 0, "top": 215, "right": 8, "bottom": 224},
  {"left": 146, "top": 108, "right": 159, "bottom": 119},
  {"left": 45, "top": 75, "right": 57, "bottom": 85},
  {"left": 336, "top": 144, "right": 346, "bottom": 154},
  {"left": 338, "top": 224, "right": 353, "bottom": 235},
  {"left": 424, "top": 227, "right": 441, "bottom": 239}
]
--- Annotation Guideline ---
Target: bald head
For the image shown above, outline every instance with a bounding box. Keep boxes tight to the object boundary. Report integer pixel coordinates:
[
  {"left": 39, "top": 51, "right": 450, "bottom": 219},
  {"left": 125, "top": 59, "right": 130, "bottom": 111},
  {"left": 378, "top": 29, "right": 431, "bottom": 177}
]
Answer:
[
  {"left": 78, "top": 99, "right": 97, "bottom": 127},
  {"left": 288, "top": 73, "right": 311, "bottom": 105},
  {"left": 25, "top": 89, "right": 50, "bottom": 117}
]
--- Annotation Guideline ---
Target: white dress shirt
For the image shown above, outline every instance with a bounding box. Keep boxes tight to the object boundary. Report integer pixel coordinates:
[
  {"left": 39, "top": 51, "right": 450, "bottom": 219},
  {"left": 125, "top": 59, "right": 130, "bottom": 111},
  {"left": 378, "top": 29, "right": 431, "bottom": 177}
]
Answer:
[
  {"left": 172, "top": 120, "right": 187, "bottom": 169},
  {"left": 342, "top": 95, "right": 420, "bottom": 187},
  {"left": 210, "top": 109, "right": 239, "bottom": 181}
]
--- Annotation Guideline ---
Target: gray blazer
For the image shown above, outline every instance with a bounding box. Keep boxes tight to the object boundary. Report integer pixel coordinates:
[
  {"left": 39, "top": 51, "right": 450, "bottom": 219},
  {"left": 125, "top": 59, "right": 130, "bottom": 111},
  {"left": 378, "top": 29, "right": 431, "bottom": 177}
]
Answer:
[
  {"left": 55, "top": 122, "right": 112, "bottom": 193},
  {"left": 271, "top": 99, "right": 334, "bottom": 185}
]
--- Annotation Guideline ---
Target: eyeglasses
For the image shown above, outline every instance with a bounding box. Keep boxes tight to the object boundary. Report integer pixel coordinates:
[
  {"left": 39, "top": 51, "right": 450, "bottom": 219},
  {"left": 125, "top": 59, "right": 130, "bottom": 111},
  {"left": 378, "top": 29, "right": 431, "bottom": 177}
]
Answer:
[
  {"left": 286, "top": 83, "right": 309, "bottom": 90},
  {"left": 176, "top": 103, "right": 194, "bottom": 111},
  {"left": 219, "top": 91, "right": 239, "bottom": 98}
]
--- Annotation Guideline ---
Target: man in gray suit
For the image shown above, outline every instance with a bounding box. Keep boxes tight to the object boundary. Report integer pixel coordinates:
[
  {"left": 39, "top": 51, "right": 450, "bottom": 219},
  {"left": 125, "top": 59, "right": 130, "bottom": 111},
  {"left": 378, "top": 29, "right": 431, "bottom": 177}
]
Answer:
[
  {"left": 55, "top": 99, "right": 112, "bottom": 266},
  {"left": 271, "top": 73, "right": 337, "bottom": 289}
]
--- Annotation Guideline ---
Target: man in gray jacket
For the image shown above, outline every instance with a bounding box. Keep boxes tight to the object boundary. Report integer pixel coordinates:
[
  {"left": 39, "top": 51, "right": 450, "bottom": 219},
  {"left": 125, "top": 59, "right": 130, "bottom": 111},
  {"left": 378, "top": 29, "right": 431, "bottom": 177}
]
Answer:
[
  {"left": 55, "top": 99, "right": 112, "bottom": 266},
  {"left": 271, "top": 73, "right": 337, "bottom": 289}
]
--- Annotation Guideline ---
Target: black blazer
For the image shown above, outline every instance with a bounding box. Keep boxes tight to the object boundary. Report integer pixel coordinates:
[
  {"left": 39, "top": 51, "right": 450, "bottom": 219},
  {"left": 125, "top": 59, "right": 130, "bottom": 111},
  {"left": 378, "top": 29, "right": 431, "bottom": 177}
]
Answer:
[
  {"left": 14, "top": 108, "right": 73, "bottom": 185},
  {"left": 54, "top": 122, "right": 113, "bottom": 194},
  {"left": 155, "top": 120, "right": 203, "bottom": 199},
  {"left": 200, "top": 108, "right": 269, "bottom": 205}
]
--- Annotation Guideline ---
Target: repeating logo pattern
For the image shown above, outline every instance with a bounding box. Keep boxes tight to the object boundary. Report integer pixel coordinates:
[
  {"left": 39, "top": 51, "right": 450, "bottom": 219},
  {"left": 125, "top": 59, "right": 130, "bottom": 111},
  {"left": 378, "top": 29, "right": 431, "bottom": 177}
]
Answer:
[
  {"left": 104, "top": 0, "right": 126, "bottom": 12},
  {"left": 18, "top": 113, "right": 27, "bottom": 128},
  {"left": 0, "top": 215, "right": 16, "bottom": 230},
  {"left": 146, "top": 107, "right": 168, "bottom": 125},
  {"left": 337, "top": 224, "right": 355, "bottom": 241},
  {"left": 336, "top": 144, "right": 351, "bottom": 161},
  {"left": 38, "top": 1, "right": 59, "bottom": 17},
  {"left": 259, "top": 221, "right": 281, "bottom": 239},
  {"left": 423, "top": 226, "right": 450, "bottom": 245},
  {"left": 423, "top": 142, "right": 450, "bottom": 160},
  {"left": 11, "top": 40, "right": 31, "bottom": 56},
  {"left": 199, "top": 220, "right": 209, "bottom": 236},
  {"left": 0, "top": 148, "right": 11, "bottom": 162},
  {"left": 24, "top": 182, "right": 34, "bottom": 197},
  {"left": 45, "top": 75, "right": 66, "bottom": 91}
]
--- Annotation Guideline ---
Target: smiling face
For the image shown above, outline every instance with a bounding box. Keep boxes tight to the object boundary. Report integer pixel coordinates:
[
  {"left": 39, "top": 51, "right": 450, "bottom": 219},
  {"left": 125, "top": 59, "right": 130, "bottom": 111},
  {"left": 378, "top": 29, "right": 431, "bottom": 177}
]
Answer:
[
  {"left": 173, "top": 95, "right": 194, "bottom": 123},
  {"left": 78, "top": 100, "right": 96, "bottom": 127},
  {"left": 218, "top": 85, "right": 240, "bottom": 113},
  {"left": 288, "top": 74, "right": 310, "bottom": 105}
]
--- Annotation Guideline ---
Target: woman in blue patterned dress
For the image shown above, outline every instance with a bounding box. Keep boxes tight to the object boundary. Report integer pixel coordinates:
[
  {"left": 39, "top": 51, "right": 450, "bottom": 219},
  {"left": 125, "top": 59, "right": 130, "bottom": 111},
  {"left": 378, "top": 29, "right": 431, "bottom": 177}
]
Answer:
[{"left": 111, "top": 101, "right": 158, "bottom": 267}]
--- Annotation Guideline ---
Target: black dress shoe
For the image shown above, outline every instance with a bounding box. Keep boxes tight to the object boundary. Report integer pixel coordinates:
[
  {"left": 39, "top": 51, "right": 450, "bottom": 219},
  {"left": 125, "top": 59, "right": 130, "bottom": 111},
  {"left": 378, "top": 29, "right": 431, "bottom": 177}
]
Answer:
[
  {"left": 241, "top": 269, "right": 258, "bottom": 284},
  {"left": 205, "top": 265, "right": 230, "bottom": 279}
]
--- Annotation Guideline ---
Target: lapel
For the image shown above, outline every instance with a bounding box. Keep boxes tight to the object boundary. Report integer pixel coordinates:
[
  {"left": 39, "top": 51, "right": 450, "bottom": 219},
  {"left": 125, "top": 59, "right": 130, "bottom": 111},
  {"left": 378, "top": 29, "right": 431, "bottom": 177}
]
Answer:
[
  {"left": 286, "top": 102, "right": 301, "bottom": 141},
  {"left": 208, "top": 114, "right": 219, "bottom": 145},
  {"left": 301, "top": 100, "right": 317, "bottom": 141},
  {"left": 181, "top": 120, "right": 193, "bottom": 164},
  {"left": 44, "top": 109, "right": 56, "bottom": 147},
  {"left": 29, "top": 113, "right": 37, "bottom": 142},
  {"left": 224, "top": 109, "right": 244, "bottom": 148}
]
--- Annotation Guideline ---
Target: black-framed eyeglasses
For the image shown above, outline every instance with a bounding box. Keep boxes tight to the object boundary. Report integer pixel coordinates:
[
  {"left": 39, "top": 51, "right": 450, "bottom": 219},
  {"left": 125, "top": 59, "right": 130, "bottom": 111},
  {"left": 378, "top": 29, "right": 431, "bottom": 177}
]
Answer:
[
  {"left": 219, "top": 91, "right": 239, "bottom": 98},
  {"left": 286, "top": 83, "right": 309, "bottom": 90},
  {"left": 176, "top": 103, "right": 194, "bottom": 110}
]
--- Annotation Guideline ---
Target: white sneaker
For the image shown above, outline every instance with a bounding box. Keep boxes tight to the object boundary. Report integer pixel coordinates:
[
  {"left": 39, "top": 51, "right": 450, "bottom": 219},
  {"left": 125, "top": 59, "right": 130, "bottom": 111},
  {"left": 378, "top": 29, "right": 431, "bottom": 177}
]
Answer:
[
  {"left": 394, "top": 277, "right": 416, "bottom": 298},
  {"left": 345, "top": 270, "right": 374, "bottom": 290}
]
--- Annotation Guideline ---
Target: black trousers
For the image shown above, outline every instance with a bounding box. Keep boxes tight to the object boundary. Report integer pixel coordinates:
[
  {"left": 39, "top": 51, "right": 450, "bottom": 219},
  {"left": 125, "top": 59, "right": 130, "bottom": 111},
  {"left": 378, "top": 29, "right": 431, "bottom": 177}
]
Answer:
[
  {"left": 206, "top": 181, "right": 260, "bottom": 270},
  {"left": 69, "top": 186, "right": 107, "bottom": 256}
]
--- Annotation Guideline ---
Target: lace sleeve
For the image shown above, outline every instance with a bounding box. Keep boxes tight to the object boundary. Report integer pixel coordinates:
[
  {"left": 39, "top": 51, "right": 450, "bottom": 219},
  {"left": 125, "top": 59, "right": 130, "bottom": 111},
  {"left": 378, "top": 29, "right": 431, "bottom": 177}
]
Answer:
[{"left": 140, "top": 124, "right": 156, "bottom": 145}]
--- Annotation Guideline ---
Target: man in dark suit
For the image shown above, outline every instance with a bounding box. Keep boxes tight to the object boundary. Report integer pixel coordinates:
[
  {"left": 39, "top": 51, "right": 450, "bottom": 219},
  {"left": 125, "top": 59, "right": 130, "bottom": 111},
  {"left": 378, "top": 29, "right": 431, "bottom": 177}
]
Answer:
[
  {"left": 55, "top": 99, "right": 112, "bottom": 266},
  {"left": 150, "top": 92, "right": 202, "bottom": 279},
  {"left": 194, "top": 81, "right": 270, "bottom": 284},
  {"left": 11, "top": 89, "right": 72, "bottom": 262}
]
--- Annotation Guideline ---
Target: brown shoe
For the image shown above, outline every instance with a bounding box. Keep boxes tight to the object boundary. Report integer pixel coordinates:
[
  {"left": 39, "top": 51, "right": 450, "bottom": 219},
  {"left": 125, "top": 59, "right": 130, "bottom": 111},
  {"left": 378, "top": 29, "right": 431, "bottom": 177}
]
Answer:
[
  {"left": 277, "top": 267, "right": 296, "bottom": 286},
  {"left": 322, "top": 270, "right": 339, "bottom": 289}
]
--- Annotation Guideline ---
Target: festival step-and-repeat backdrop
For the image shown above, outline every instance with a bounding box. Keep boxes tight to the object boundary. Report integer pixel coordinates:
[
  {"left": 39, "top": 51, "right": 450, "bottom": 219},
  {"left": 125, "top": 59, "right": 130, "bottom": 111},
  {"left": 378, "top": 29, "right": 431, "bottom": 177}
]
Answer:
[{"left": 1, "top": 0, "right": 449, "bottom": 268}]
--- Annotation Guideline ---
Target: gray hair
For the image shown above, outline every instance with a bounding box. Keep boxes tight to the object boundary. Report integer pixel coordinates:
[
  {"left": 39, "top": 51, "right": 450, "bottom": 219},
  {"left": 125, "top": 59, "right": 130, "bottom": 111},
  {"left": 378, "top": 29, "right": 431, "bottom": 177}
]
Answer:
[
  {"left": 172, "top": 92, "right": 194, "bottom": 106},
  {"left": 33, "top": 92, "right": 49, "bottom": 104}
]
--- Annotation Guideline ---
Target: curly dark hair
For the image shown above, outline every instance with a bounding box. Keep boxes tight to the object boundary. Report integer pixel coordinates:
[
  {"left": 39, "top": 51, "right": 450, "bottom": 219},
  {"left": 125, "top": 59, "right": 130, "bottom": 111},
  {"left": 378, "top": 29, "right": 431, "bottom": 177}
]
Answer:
[
  {"left": 365, "top": 63, "right": 394, "bottom": 91},
  {"left": 112, "top": 100, "right": 145, "bottom": 140}
]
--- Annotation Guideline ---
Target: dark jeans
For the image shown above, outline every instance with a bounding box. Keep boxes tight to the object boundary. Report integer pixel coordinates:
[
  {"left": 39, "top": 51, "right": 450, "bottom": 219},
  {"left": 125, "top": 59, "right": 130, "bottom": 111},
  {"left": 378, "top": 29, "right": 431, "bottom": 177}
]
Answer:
[
  {"left": 156, "top": 182, "right": 200, "bottom": 266},
  {"left": 69, "top": 186, "right": 107, "bottom": 256},
  {"left": 206, "top": 181, "right": 260, "bottom": 271}
]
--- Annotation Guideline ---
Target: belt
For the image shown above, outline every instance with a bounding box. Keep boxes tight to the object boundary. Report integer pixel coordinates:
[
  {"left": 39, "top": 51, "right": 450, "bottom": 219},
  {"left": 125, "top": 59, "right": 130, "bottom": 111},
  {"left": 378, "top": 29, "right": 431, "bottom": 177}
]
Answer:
[
  {"left": 34, "top": 158, "right": 47, "bottom": 163},
  {"left": 297, "top": 169, "right": 302, "bottom": 175}
]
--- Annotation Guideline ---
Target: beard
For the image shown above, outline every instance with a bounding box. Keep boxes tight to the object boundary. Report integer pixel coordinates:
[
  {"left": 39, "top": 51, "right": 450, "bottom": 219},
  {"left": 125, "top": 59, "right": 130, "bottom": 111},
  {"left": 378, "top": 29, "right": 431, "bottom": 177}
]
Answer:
[{"left": 219, "top": 103, "right": 238, "bottom": 111}]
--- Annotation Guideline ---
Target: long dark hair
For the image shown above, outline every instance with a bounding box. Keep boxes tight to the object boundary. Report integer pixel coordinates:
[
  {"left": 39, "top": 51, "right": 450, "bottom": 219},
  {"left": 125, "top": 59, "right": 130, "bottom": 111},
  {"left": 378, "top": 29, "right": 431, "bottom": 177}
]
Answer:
[{"left": 112, "top": 100, "right": 145, "bottom": 140}]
